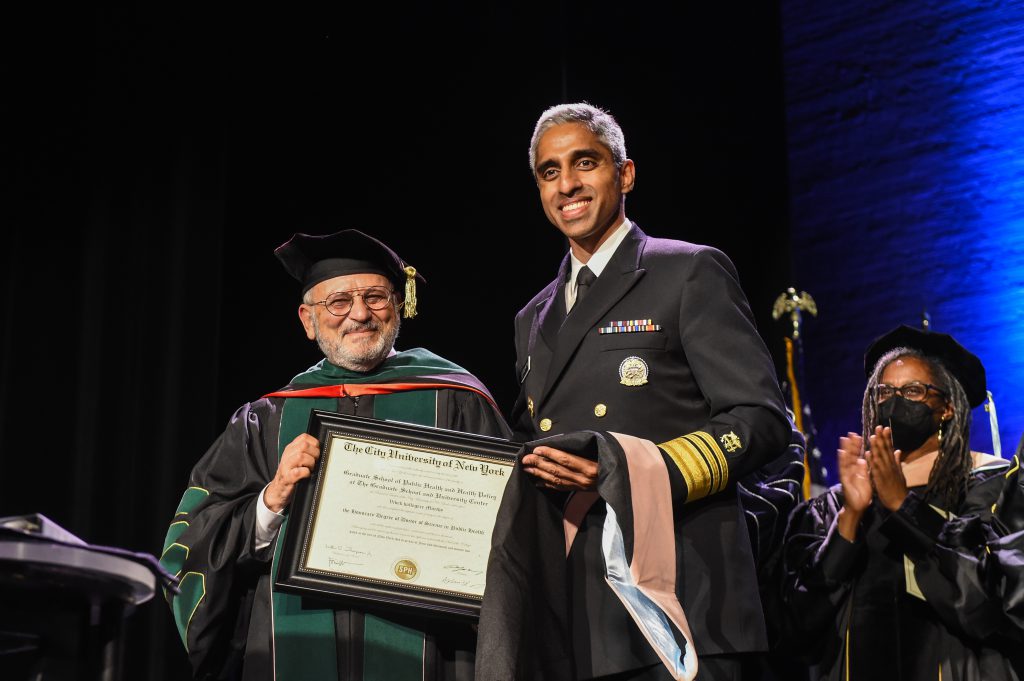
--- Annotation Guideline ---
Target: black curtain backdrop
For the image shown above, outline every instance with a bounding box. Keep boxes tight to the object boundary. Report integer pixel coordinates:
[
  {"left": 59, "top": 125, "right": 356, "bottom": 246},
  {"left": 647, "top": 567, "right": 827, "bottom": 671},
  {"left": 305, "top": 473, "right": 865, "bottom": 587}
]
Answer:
[{"left": 2, "top": 3, "right": 791, "bottom": 679}]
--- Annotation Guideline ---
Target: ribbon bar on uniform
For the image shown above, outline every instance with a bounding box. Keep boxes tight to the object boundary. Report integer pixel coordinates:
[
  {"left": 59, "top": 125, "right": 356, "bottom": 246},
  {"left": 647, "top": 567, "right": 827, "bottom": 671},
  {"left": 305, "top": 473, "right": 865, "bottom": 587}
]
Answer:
[{"left": 599, "top": 319, "right": 663, "bottom": 334}]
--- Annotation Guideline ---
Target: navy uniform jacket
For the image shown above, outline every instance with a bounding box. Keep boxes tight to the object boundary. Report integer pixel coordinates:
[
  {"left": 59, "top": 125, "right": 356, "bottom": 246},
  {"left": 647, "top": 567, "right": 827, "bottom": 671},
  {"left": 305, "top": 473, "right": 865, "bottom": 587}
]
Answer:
[{"left": 510, "top": 223, "right": 791, "bottom": 677}]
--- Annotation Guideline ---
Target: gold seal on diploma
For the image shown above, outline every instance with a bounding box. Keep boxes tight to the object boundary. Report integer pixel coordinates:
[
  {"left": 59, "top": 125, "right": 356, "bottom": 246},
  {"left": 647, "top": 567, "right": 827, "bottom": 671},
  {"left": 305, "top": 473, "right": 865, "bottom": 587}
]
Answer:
[{"left": 393, "top": 558, "right": 419, "bottom": 581}]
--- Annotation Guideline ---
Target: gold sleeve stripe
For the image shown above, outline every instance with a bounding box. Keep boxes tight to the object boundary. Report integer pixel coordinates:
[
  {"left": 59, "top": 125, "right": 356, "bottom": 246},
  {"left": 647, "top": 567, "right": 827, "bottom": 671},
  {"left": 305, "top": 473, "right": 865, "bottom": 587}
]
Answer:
[
  {"left": 659, "top": 431, "right": 730, "bottom": 503},
  {"left": 659, "top": 432, "right": 724, "bottom": 501},
  {"left": 689, "top": 431, "right": 729, "bottom": 491},
  {"left": 660, "top": 437, "right": 713, "bottom": 502},
  {"left": 683, "top": 433, "right": 727, "bottom": 496},
  {"left": 681, "top": 434, "right": 721, "bottom": 495}
]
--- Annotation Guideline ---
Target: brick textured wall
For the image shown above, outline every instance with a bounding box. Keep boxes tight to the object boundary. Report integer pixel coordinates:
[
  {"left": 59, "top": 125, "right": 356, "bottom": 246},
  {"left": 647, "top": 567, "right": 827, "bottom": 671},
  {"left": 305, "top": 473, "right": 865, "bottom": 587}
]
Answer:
[{"left": 782, "top": 0, "right": 1024, "bottom": 480}]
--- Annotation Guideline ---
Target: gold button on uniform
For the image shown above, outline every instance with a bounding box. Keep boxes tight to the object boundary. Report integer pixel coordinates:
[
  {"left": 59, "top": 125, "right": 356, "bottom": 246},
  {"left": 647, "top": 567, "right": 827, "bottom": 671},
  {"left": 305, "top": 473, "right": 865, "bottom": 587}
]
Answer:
[
  {"left": 539, "top": 418, "right": 552, "bottom": 432},
  {"left": 594, "top": 404, "right": 607, "bottom": 417}
]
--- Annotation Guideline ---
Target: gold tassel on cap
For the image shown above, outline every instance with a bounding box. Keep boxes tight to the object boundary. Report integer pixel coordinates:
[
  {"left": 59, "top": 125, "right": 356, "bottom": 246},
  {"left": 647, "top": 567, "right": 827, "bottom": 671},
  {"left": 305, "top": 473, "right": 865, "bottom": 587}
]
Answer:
[{"left": 403, "top": 266, "right": 418, "bottom": 318}]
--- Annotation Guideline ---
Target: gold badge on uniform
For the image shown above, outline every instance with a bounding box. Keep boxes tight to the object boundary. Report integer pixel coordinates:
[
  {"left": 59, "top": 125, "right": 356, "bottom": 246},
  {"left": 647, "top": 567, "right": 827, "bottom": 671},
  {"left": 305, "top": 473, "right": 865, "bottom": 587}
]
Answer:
[
  {"left": 720, "top": 431, "right": 742, "bottom": 452},
  {"left": 618, "top": 356, "right": 649, "bottom": 386},
  {"left": 527, "top": 396, "right": 535, "bottom": 417}
]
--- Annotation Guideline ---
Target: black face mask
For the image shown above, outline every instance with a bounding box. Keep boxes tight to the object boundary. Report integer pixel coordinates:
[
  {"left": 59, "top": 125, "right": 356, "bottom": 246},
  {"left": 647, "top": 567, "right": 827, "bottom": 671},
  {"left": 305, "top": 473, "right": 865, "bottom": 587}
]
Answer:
[{"left": 877, "top": 397, "right": 940, "bottom": 453}]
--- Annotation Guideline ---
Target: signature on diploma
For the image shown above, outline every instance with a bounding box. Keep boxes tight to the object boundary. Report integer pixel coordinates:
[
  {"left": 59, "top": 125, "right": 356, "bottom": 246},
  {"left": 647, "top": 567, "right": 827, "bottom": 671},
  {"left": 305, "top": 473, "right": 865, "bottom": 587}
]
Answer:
[
  {"left": 325, "top": 545, "right": 372, "bottom": 570},
  {"left": 442, "top": 563, "right": 484, "bottom": 588},
  {"left": 443, "top": 564, "right": 483, "bottom": 576}
]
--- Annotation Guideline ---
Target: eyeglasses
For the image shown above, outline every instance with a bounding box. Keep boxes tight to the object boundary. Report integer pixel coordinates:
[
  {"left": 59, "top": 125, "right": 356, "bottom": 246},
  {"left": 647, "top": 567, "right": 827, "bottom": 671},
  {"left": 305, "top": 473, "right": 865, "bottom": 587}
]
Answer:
[
  {"left": 309, "top": 286, "right": 395, "bottom": 317},
  {"left": 874, "top": 381, "right": 947, "bottom": 403}
]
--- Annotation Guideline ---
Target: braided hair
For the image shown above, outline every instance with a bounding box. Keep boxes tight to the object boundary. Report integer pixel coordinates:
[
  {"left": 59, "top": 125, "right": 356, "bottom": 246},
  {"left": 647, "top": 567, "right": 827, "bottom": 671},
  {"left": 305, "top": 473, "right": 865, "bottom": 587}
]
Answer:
[{"left": 861, "top": 347, "right": 973, "bottom": 510}]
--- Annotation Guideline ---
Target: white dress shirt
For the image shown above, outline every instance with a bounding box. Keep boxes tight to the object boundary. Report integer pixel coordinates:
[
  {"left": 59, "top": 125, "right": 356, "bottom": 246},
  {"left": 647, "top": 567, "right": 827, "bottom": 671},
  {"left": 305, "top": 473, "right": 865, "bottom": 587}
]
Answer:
[{"left": 565, "top": 218, "right": 631, "bottom": 312}]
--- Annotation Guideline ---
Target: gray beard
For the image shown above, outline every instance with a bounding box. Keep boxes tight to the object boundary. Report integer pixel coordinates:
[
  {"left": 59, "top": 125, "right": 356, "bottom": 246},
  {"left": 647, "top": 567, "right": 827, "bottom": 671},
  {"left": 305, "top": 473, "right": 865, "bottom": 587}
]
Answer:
[{"left": 312, "top": 313, "right": 401, "bottom": 372}]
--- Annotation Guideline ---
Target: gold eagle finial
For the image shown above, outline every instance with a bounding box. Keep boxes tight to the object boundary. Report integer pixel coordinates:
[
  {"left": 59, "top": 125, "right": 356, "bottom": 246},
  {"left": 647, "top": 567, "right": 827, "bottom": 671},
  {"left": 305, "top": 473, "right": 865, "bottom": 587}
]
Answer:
[{"left": 772, "top": 287, "right": 817, "bottom": 339}]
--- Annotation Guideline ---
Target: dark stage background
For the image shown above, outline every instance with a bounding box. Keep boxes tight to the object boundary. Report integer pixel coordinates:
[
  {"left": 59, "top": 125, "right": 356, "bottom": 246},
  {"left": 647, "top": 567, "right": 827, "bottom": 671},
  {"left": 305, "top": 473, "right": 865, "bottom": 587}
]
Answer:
[
  {"left": 2, "top": 3, "right": 792, "bottom": 679},
  {"left": 8, "top": 2, "right": 1023, "bottom": 678}
]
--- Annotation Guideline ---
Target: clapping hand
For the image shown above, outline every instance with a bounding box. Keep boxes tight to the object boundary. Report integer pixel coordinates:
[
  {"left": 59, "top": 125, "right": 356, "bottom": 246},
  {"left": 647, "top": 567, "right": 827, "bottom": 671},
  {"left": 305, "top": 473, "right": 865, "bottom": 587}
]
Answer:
[
  {"left": 836, "top": 432, "right": 870, "bottom": 541},
  {"left": 838, "top": 433, "right": 871, "bottom": 513},
  {"left": 866, "top": 425, "right": 908, "bottom": 512}
]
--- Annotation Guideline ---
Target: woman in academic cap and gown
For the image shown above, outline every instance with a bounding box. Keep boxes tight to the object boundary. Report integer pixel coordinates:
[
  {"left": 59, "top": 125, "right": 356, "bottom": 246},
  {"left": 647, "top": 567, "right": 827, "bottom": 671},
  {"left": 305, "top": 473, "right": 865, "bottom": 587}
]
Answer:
[{"left": 781, "top": 325, "right": 1024, "bottom": 680}]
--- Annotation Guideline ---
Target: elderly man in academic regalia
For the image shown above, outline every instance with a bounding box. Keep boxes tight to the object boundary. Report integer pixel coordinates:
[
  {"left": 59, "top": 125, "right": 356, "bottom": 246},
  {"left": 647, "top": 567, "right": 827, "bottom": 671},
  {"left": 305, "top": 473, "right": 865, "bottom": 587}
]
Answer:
[{"left": 161, "top": 230, "right": 510, "bottom": 681}]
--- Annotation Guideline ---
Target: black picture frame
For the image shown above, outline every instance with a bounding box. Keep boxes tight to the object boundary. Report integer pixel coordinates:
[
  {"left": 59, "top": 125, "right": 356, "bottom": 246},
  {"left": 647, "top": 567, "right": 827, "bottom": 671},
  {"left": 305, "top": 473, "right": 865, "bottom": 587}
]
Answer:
[{"left": 275, "top": 410, "right": 519, "bottom": 620}]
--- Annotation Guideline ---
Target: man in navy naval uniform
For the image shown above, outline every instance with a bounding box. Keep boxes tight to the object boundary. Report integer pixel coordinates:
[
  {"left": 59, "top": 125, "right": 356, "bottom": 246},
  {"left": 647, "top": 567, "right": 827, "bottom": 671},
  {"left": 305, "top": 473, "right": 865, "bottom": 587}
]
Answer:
[{"left": 475, "top": 103, "right": 793, "bottom": 681}]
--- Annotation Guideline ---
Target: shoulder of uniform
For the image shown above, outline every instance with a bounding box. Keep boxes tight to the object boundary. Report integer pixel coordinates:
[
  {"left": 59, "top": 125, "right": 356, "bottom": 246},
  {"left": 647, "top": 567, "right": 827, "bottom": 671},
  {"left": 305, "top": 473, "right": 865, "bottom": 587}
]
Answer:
[
  {"left": 516, "top": 280, "right": 559, "bottom": 318},
  {"left": 638, "top": 240, "right": 739, "bottom": 285},
  {"left": 640, "top": 237, "right": 730, "bottom": 264}
]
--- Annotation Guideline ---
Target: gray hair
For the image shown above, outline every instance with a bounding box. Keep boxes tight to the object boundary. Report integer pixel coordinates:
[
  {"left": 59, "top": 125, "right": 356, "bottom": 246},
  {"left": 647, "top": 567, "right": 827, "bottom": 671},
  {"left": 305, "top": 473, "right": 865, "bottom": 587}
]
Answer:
[
  {"left": 862, "top": 346, "right": 973, "bottom": 510},
  {"left": 528, "top": 102, "right": 628, "bottom": 173}
]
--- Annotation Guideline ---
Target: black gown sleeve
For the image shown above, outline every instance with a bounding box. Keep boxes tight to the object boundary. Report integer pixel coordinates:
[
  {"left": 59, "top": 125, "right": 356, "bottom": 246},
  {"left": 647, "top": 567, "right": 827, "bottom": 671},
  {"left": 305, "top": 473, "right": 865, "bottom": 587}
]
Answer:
[
  {"left": 780, "top": 486, "right": 866, "bottom": 665},
  {"left": 159, "top": 399, "right": 283, "bottom": 680},
  {"left": 737, "top": 425, "right": 808, "bottom": 656},
  {"left": 439, "top": 387, "right": 513, "bottom": 440},
  {"left": 877, "top": 462, "right": 1024, "bottom": 644}
]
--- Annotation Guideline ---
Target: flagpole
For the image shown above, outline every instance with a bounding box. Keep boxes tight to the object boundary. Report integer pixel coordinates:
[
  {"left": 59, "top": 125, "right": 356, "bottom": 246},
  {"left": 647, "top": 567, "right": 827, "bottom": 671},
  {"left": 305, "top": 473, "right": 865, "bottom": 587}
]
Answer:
[{"left": 773, "top": 287, "right": 819, "bottom": 499}]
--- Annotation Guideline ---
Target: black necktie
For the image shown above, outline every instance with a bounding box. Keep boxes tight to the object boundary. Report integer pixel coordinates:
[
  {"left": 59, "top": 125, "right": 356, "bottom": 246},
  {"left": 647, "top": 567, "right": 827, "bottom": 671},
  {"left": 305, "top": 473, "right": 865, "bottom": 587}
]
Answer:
[{"left": 573, "top": 266, "right": 597, "bottom": 310}]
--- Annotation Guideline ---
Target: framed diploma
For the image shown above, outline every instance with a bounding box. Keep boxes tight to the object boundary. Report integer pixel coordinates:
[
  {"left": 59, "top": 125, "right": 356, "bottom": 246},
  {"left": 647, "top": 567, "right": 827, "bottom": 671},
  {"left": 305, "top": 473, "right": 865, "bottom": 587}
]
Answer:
[{"left": 274, "top": 410, "right": 519, "bottom": 619}]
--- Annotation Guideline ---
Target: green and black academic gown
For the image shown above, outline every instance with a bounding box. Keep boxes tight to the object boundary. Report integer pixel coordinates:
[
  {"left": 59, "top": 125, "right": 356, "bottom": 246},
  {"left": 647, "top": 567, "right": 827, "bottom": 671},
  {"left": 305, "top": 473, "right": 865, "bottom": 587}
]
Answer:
[{"left": 160, "top": 348, "right": 511, "bottom": 681}]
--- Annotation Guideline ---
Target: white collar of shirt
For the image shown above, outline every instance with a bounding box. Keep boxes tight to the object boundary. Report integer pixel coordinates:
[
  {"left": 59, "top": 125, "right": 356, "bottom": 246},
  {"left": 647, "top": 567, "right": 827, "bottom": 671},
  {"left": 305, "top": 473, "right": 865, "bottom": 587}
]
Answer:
[{"left": 566, "top": 219, "right": 631, "bottom": 310}]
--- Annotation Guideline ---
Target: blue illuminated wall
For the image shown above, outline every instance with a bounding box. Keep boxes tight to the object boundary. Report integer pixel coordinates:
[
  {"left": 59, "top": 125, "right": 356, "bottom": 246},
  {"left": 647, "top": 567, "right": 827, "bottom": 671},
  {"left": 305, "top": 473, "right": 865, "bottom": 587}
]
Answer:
[{"left": 781, "top": 1, "right": 1024, "bottom": 481}]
